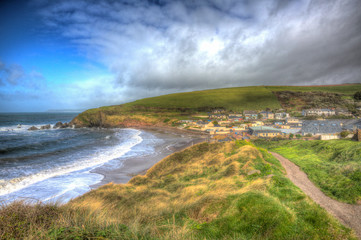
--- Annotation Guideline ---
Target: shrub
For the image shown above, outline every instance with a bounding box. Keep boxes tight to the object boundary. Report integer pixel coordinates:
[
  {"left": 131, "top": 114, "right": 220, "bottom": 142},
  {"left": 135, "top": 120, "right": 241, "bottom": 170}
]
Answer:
[
  {"left": 354, "top": 91, "right": 361, "bottom": 101},
  {"left": 0, "top": 201, "right": 60, "bottom": 240},
  {"left": 340, "top": 131, "right": 350, "bottom": 138}
]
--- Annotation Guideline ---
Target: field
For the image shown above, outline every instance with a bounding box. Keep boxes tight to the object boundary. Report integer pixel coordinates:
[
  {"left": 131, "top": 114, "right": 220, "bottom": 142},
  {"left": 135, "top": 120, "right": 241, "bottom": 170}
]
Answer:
[
  {"left": 0, "top": 141, "right": 356, "bottom": 239},
  {"left": 254, "top": 139, "right": 361, "bottom": 204},
  {"left": 127, "top": 87, "right": 281, "bottom": 112},
  {"left": 265, "top": 84, "right": 361, "bottom": 95}
]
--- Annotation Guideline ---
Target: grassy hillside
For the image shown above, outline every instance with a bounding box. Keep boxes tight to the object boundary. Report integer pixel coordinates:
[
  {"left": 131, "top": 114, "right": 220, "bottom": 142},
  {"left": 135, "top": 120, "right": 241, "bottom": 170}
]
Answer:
[
  {"left": 71, "top": 84, "right": 361, "bottom": 127},
  {"left": 127, "top": 87, "right": 281, "bottom": 112},
  {"left": 254, "top": 139, "right": 361, "bottom": 204},
  {"left": 0, "top": 142, "right": 356, "bottom": 239},
  {"left": 266, "top": 84, "right": 361, "bottom": 95}
]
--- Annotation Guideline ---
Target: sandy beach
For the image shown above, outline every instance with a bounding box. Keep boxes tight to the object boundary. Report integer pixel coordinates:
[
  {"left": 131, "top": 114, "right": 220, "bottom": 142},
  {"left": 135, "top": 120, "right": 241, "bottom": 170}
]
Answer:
[{"left": 90, "top": 127, "right": 207, "bottom": 188}]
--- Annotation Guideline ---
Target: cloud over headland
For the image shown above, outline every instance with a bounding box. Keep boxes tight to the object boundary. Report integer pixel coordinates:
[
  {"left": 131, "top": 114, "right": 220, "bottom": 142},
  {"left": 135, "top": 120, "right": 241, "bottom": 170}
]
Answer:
[{"left": 1, "top": 0, "right": 361, "bottom": 111}]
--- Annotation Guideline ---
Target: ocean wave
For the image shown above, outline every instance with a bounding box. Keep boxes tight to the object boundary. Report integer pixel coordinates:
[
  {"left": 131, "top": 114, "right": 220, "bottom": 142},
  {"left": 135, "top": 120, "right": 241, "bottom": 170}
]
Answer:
[
  {"left": 0, "top": 131, "right": 94, "bottom": 156},
  {"left": 0, "top": 124, "right": 53, "bottom": 132},
  {"left": 0, "top": 129, "right": 143, "bottom": 197}
]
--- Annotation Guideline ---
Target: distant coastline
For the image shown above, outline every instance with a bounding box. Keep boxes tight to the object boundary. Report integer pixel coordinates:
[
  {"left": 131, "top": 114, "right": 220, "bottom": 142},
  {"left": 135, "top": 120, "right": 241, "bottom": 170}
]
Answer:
[{"left": 46, "top": 109, "right": 84, "bottom": 113}]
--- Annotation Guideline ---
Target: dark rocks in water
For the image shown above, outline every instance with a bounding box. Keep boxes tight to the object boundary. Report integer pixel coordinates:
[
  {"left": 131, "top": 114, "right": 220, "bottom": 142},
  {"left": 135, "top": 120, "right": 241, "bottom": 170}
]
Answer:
[
  {"left": 40, "top": 124, "right": 51, "bottom": 130},
  {"left": 54, "top": 122, "right": 64, "bottom": 128},
  {"left": 28, "top": 126, "right": 39, "bottom": 131},
  {"left": 54, "top": 122, "right": 70, "bottom": 129}
]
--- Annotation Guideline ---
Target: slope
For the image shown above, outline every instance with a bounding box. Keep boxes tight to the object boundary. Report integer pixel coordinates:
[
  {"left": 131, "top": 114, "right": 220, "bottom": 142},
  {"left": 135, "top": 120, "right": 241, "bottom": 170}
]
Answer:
[
  {"left": 1, "top": 141, "right": 356, "bottom": 239},
  {"left": 71, "top": 84, "right": 361, "bottom": 128}
]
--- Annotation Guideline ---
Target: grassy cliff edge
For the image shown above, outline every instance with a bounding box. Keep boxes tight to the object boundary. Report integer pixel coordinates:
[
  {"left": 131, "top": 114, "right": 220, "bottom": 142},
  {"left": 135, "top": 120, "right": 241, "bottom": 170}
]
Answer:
[
  {"left": 254, "top": 139, "right": 361, "bottom": 204},
  {"left": 0, "top": 141, "right": 356, "bottom": 239}
]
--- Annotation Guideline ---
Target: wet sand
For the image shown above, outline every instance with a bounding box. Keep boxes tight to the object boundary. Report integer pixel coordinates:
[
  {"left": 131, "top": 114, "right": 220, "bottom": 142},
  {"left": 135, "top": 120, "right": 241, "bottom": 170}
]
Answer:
[{"left": 90, "top": 128, "right": 207, "bottom": 188}]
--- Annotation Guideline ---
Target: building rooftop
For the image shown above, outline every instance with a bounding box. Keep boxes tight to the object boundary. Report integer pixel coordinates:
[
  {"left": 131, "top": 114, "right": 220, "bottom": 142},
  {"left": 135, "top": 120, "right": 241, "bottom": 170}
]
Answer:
[
  {"left": 250, "top": 126, "right": 279, "bottom": 131},
  {"left": 244, "top": 110, "right": 258, "bottom": 114},
  {"left": 249, "top": 126, "right": 282, "bottom": 133},
  {"left": 301, "top": 120, "right": 343, "bottom": 134}
]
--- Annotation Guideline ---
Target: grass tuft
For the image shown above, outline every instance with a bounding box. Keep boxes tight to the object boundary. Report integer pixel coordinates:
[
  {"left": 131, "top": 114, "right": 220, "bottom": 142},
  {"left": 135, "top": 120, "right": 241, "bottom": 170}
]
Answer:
[{"left": 0, "top": 141, "right": 357, "bottom": 239}]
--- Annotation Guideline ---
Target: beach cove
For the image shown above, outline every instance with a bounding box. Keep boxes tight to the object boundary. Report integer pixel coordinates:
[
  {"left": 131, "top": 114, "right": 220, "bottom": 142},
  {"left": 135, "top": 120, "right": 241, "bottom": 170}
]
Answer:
[
  {"left": 0, "top": 112, "right": 207, "bottom": 204},
  {"left": 90, "top": 127, "right": 207, "bottom": 189}
]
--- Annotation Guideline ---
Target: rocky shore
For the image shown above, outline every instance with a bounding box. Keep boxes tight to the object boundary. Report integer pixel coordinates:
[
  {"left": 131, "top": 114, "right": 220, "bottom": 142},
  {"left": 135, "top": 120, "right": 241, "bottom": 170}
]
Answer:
[{"left": 27, "top": 121, "right": 74, "bottom": 131}]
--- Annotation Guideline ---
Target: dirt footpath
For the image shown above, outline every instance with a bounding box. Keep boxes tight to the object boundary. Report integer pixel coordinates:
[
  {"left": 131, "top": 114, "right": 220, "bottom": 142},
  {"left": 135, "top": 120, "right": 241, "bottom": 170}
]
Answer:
[{"left": 271, "top": 152, "right": 361, "bottom": 239}]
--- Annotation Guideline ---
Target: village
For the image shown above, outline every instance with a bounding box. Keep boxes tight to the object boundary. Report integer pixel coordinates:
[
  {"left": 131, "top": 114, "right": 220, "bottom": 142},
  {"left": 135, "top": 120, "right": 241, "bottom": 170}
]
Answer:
[{"left": 177, "top": 108, "right": 361, "bottom": 142}]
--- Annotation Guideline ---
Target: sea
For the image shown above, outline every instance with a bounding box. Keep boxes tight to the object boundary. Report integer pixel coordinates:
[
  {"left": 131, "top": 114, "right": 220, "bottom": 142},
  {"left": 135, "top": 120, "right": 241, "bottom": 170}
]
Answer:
[{"left": 0, "top": 112, "right": 165, "bottom": 204}]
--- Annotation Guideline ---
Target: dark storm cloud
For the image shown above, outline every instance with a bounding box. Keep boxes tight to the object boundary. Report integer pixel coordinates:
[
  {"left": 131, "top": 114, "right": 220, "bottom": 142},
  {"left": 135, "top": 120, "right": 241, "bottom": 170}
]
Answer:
[{"left": 33, "top": 0, "right": 361, "bottom": 103}]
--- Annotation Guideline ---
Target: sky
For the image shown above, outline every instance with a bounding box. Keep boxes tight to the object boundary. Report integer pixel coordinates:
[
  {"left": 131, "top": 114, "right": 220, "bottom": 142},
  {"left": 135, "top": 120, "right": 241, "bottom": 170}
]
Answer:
[{"left": 0, "top": 0, "right": 360, "bottom": 112}]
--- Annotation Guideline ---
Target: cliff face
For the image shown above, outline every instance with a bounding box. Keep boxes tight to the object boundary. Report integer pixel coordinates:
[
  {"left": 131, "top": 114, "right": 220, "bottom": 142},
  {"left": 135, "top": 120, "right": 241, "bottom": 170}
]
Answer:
[{"left": 70, "top": 107, "right": 167, "bottom": 128}]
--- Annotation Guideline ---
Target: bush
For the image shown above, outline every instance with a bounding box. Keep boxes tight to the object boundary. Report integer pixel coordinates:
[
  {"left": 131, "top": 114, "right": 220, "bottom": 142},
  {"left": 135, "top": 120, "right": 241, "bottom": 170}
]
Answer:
[
  {"left": 354, "top": 91, "right": 361, "bottom": 101},
  {"left": 0, "top": 201, "right": 60, "bottom": 240},
  {"left": 340, "top": 131, "right": 350, "bottom": 138}
]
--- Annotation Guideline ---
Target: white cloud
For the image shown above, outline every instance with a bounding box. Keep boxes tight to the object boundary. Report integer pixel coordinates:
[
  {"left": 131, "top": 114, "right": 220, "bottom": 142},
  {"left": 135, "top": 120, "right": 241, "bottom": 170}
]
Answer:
[{"left": 25, "top": 0, "right": 361, "bottom": 109}]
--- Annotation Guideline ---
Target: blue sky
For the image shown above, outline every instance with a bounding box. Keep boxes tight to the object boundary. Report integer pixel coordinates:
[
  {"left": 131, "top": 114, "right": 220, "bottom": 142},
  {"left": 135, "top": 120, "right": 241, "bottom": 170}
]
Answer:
[{"left": 0, "top": 0, "right": 361, "bottom": 112}]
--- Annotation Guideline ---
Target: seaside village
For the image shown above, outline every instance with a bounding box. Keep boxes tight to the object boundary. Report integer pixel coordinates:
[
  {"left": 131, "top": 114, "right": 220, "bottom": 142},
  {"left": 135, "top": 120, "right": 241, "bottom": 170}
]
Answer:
[{"left": 177, "top": 108, "right": 361, "bottom": 142}]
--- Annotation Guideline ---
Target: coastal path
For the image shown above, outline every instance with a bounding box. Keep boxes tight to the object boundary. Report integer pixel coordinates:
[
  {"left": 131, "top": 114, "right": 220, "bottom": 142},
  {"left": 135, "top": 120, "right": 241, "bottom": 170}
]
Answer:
[{"left": 270, "top": 152, "right": 361, "bottom": 239}]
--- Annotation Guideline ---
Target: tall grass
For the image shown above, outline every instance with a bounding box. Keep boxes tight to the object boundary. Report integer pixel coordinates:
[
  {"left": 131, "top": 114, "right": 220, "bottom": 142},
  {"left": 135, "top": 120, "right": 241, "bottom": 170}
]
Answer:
[
  {"left": 0, "top": 141, "right": 356, "bottom": 239},
  {"left": 254, "top": 139, "right": 361, "bottom": 203},
  {"left": 0, "top": 201, "right": 60, "bottom": 239}
]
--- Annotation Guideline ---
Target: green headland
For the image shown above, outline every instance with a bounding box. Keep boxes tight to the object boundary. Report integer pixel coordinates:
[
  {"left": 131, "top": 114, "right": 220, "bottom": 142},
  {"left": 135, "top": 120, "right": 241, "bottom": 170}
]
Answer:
[{"left": 71, "top": 84, "right": 361, "bottom": 128}]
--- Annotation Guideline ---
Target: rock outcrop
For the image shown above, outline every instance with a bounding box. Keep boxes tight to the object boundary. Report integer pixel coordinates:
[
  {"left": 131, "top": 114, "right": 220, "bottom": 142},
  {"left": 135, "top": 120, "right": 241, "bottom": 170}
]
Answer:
[
  {"left": 40, "top": 124, "right": 51, "bottom": 130},
  {"left": 54, "top": 122, "right": 64, "bottom": 128},
  {"left": 28, "top": 126, "right": 39, "bottom": 131}
]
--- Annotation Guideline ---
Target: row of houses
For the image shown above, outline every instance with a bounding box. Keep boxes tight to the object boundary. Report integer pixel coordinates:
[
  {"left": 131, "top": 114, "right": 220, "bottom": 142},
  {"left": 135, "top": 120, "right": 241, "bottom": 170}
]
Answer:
[
  {"left": 302, "top": 108, "right": 352, "bottom": 117},
  {"left": 207, "top": 119, "right": 361, "bottom": 140},
  {"left": 243, "top": 110, "right": 290, "bottom": 120},
  {"left": 237, "top": 119, "right": 361, "bottom": 140},
  {"left": 210, "top": 108, "right": 354, "bottom": 121},
  {"left": 209, "top": 110, "right": 290, "bottom": 120}
]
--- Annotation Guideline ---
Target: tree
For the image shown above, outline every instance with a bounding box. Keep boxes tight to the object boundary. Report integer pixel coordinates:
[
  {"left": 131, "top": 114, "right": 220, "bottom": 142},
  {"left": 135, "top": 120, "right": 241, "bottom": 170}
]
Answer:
[
  {"left": 354, "top": 91, "right": 361, "bottom": 101},
  {"left": 212, "top": 120, "right": 219, "bottom": 126},
  {"left": 289, "top": 133, "right": 294, "bottom": 139},
  {"left": 296, "top": 134, "right": 302, "bottom": 139}
]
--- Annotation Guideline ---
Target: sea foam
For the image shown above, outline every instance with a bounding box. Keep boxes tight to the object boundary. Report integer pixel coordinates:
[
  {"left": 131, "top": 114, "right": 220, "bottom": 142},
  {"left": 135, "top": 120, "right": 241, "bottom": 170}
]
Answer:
[{"left": 0, "top": 129, "right": 142, "bottom": 197}]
